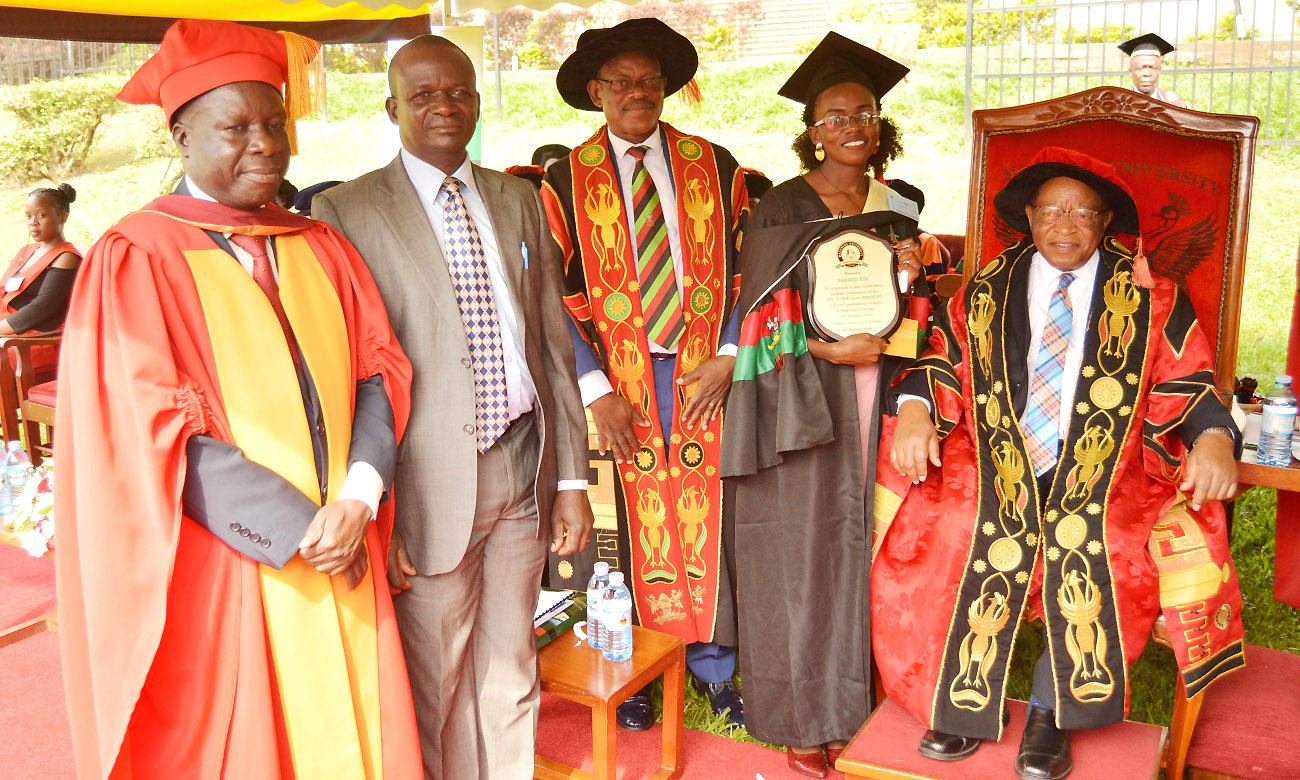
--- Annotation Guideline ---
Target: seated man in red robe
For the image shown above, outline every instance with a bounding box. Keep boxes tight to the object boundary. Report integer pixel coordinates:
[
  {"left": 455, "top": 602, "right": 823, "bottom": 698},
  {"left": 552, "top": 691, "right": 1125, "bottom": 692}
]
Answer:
[
  {"left": 55, "top": 19, "right": 421, "bottom": 779},
  {"left": 876, "top": 147, "right": 1243, "bottom": 780}
]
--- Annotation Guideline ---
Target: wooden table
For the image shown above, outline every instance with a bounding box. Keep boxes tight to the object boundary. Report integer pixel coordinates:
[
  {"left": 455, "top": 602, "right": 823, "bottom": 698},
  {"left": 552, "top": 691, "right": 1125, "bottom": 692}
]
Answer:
[
  {"left": 1236, "top": 450, "right": 1300, "bottom": 608},
  {"left": 535, "top": 625, "right": 685, "bottom": 780}
]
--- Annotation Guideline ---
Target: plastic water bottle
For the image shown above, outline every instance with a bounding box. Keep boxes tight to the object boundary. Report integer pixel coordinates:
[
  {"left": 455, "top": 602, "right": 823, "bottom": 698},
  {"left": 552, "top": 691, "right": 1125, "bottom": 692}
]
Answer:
[
  {"left": 1258, "top": 375, "right": 1297, "bottom": 466},
  {"left": 4, "top": 442, "right": 31, "bottom": 511},
  {"left": 601, "top": 571, "right": 634, "bottom": 662},
  {"left": 585, "top": 561, "right": 611, "bottom": 650}
]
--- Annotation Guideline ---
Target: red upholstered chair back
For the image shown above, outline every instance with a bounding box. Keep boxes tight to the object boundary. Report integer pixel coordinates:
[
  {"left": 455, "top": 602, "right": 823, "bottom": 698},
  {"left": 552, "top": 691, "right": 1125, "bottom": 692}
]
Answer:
[{"left": 965, "top": 87, "right": 1259, "bottom": 395}]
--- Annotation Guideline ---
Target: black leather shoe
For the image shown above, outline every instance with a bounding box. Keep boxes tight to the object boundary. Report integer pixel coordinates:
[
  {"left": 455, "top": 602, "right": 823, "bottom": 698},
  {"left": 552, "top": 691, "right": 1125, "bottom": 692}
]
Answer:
[
  {"left": 616, "top": 686, "right": 654, "bottom": 732},
  {"left": 1014, "top": 706, "right": 1072, "bottom": 780},
  {"left": 697, "top": 679, "right": 745, "bottom": 728},
  {"left": 918, "top": 730, "right": 981, "bottom": 761}
]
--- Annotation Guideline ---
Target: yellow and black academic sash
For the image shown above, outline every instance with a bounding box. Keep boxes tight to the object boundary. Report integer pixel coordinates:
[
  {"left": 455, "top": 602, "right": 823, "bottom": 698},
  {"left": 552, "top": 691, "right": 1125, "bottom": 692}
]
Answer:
[
  {"left": 179, "top": 221, "right": 385, "bottom": 780},
  {"left": 932, "top": 239, "right": 1146, "bottom": 739},
  {"left": 562, "top": 123, "right": 728, "bottom": 643}
]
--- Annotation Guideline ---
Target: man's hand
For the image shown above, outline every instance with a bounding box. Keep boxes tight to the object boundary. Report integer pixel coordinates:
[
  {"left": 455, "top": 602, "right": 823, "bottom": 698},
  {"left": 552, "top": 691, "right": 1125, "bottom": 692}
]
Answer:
[
  {"left": 550, "top": 489, "right": 595, "bottom": 556},
  {"left": 678, "top": 354, "right": 736, "bottom": 430},
  {"left": 890, "top": 399, "right": 941, "bottom": 483},
  {"left": 341, "top": 543, "right": 370, "bottom": 591},
  {"left": 589, "top": 392, "right": 649, "bottom": 463},
  {"left": 824, "top": 333, "right": 889, "bottom": 367},
  {"left": 299, "top": 498, "right": 371, "bottom": 576},
  {"left": 387, "top": 529, "right": 418, "bottom": 594},
  {"left": 1181, "top": 431, "right": 1238, "bottom": 510}
]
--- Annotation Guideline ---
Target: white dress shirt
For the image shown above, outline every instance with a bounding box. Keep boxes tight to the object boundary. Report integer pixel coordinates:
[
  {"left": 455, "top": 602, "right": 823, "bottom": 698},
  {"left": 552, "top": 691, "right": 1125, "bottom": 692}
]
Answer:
[
  {"left": 183, "top": 177, "right": 384, "bottom": 515},
  {"left": 897, "top": 249, "right": 1101, "bottom": 444},
  {"left": 400, "top": 148, "right": 539, "bottom": 420},
  {"left": 397, "top": 153, "right": 587, "bottom": 493},
  {"left": 1023, "top": 250, "right": 1101, "bottom": 440},
  {"left": 577, "top": 124, "right": 736, "bottom": 407}
]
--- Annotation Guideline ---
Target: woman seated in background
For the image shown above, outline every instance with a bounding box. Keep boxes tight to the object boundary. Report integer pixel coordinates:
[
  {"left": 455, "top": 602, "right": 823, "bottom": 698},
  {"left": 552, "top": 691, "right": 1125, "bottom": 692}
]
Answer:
[
  {"left": 2, "top": 184, "right": 82, "bottom": 338},
  {"left": 721, "top": 33, "right": 925, "bottom": 779}
]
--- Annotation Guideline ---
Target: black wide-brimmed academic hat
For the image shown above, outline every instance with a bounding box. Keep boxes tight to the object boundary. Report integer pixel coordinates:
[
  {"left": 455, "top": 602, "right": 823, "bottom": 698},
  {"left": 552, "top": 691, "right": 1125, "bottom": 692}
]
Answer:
[
  {"left": 555, "top": 18, "right": 697, "bottom": 111},
  {"left": 777, "top": 31, "right": 910, "bottom": 108},
  {"left": 1118, "top": 33, "right": 1176, "bottom": 57},
  {"left": 992, "top": 146, "right": 1140, "bottom": 234}
]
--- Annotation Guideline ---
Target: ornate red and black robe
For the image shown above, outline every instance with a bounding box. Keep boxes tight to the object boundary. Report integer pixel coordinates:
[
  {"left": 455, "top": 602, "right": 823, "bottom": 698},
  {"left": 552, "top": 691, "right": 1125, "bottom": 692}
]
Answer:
[
  {"left": 873, "top": 237, "right": 1244, "bottom": 740},
  {"left": 540, "top": 123, "right": 746, "bottom": 644}
]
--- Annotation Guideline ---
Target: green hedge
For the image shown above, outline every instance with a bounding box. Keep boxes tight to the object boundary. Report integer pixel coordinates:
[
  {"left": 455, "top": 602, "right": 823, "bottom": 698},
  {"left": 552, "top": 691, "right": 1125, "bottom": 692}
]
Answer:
[{"left": 0, "top": 75, "right": 120, "bottom": 181}]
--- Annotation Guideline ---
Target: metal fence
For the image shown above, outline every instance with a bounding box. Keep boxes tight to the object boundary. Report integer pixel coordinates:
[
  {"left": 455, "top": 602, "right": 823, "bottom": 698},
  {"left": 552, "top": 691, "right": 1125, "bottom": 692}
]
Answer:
[
  {"left": 0, "top": 38, "right": 157, "bottom": 85},
  {"left": 964, "top": 0, "right": 1299, "bottom": 144}
]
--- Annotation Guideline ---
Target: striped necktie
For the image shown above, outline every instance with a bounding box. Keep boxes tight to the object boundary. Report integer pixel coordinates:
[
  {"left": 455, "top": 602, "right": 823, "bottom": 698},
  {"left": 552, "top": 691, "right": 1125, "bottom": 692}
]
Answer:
[
  {"left": 1023, "top": 272, "right": 1075, "bottom": 476},
  {"left": 626, "top": 145, "right": 684, "bottom": 350},
  {"left": 442, "top": 176, "right": 510, "bottom": 452}
]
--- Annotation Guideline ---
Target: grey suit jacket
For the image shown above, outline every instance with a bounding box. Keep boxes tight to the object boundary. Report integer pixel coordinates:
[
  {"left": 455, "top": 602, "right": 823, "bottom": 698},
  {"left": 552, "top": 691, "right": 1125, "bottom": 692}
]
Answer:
[{"left": 315, "top": 155, "right": 587, "bottom": 575}]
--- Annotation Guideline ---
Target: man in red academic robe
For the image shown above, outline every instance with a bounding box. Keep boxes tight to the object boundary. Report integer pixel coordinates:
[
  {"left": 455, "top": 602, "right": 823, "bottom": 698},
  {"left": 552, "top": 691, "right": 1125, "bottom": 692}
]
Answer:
[
  {"left": 877, "top": 147, "right": 1242, "bottom": 780},
  {"left": 54, "top": 20, "right": 421, "bottom": 779}
]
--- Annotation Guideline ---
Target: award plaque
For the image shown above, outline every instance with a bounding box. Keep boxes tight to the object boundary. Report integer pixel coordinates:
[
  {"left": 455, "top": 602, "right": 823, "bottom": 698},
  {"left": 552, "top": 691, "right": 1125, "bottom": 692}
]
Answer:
[{"left": 804, "top": 227, "right": 902, "bottom": 342}]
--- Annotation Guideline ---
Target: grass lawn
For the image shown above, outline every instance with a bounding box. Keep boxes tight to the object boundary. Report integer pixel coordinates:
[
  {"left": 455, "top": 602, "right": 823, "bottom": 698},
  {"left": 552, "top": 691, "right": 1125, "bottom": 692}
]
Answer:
[{"left": 2, "top": 56, "right": 1297, "bottom": 740}]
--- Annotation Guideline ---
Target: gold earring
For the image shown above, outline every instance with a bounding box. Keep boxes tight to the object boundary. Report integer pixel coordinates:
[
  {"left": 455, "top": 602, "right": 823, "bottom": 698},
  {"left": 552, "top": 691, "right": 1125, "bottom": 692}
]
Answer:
[{"left": 814, "top": 142, "right": 825, "bottom": 161}]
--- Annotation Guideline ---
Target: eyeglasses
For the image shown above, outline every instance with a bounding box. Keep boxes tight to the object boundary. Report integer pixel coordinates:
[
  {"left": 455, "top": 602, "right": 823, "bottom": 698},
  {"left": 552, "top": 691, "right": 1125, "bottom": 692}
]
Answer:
[
  {"left": 595, "top": 76, "right": 668, "bottom": 94},
  {"left": 811, "top": 111, "right": 881, "bottom": 131},
  {"left": 1031, "top": 205, "right": 1107, "bottom": 227}
]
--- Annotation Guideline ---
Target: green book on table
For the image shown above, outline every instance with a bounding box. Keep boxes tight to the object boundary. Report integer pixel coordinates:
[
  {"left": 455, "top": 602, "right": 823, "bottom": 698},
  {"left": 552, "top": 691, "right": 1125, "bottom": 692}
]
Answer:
[{"left": 535, "top": 589, "right": 587, "bottom": 650}]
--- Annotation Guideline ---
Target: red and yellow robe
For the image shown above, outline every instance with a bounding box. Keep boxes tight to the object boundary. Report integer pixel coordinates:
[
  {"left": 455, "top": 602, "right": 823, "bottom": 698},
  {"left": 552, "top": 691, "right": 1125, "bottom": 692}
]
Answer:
[
  {"left": 873, "top": 237, "right": 1243, "bottom": 740},
  {"left": 54, "top": 195, "right": 420, "bottom": 779},
  {"left": 539, "top": 123, "right": 747, "bottom": 644}
]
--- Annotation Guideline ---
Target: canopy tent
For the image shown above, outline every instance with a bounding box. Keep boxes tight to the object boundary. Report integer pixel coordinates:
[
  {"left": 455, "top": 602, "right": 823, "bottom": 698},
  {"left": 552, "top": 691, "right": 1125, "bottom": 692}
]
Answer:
[{"left": 0, "top": 0, "right": 432, "bottom": 42}]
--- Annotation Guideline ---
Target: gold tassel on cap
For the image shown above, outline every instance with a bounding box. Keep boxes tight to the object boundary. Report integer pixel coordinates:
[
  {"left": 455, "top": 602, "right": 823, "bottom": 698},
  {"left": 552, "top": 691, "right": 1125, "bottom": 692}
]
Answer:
[
  {"left": 676, "top": 77, "right": 703, "bottom": 107},
  {"left": 278, "top": 30, "right": 325, "bottom": 155}
]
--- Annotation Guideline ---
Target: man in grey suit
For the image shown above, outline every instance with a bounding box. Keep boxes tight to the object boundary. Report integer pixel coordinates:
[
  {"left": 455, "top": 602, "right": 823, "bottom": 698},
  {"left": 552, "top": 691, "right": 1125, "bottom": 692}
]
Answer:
[{"left": 314, "top": 35, "right": 594, "bottom": 780}]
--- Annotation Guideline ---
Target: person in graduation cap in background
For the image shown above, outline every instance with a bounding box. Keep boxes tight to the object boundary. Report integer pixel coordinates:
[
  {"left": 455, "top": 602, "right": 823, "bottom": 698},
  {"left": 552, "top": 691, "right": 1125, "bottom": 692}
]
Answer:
[
  {"left": 719, "top": 32, "right": 927, "bottom": 778},
  {"left": 1118, "top": 33, "right": 1188, "bottom": 107},
  {"left": 54, "top": 19, "right": 421, "bottom": 779},
  {"left": 540, "top": 17, "right": 748, "bottom": 733}
]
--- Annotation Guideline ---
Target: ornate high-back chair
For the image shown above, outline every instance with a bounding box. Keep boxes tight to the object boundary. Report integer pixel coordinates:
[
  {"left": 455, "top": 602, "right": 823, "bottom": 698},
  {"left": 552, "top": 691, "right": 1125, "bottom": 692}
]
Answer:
[{"left": 965, "top": 86, "right": 1259, "bottom": 395}]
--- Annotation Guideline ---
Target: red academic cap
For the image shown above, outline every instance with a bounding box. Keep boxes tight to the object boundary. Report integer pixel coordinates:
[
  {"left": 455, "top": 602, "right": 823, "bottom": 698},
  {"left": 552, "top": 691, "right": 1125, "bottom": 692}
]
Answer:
[
  {"left": 992, "top": 146, "right": 1139, "bottom": 235},
  {"left": 118, "top": 19, "right": 321, "bottom": 148}
]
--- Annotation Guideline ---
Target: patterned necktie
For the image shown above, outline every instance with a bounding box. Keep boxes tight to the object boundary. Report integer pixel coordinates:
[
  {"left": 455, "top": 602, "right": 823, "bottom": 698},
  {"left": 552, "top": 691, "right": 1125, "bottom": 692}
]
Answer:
[
  {"left": 442, "top": 176, "right": 509, "bottom": 452},
  {"left": 226, "top": 232, "right": 302, "bottom": 370},
  {"left": 626, "top": 145, "right": 684, "bottom": 350},
  {"left": 1023, "top": 272, "right": 1076, "bottom": 476}
]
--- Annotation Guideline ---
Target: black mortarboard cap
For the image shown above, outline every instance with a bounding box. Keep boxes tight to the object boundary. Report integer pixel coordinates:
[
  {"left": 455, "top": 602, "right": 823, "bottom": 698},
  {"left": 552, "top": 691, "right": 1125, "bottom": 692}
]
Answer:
[
  {"left": 1118, "top": 33, "right": 1176, "bottom": 57},
  {"left": 777, "top": 32, "right": 909, "bottom": 107}
]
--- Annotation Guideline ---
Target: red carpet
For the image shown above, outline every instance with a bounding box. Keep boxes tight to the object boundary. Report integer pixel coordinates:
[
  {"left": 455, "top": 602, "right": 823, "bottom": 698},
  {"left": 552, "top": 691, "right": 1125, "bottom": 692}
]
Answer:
[
  {"left": 1, "top": 632, "right": 803, "bottom": 780},
  {"left": 537, "top": 694, "right": 814, "bottom": 779},
  {"left": 0, "top": 541, "right": 56, "bottom": 633},
  {"left": 840, "top": 697, "right": 1165, "bottom": 780},
  {"left": 0, "top": 630, "right": 74, "bottom": 779}
]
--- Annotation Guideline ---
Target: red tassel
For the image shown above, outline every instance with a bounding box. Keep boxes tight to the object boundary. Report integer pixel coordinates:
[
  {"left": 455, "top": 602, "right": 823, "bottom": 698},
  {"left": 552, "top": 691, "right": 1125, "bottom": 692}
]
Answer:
[
  {"left": 1132, "top": 235, "right": 1155, "bottom": 289},
  {"left": 676, "top": 78, "right": 703, "bottom": 107}
]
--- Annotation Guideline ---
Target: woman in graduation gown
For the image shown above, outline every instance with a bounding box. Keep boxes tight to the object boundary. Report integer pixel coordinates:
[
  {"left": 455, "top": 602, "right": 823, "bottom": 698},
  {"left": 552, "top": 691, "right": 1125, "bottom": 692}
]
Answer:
[
  {"left": 2, "top": 184, "right": 81, "bottom": 338},
  {"left": 721, "top": 33, "right": 925, "bottom": 778}
]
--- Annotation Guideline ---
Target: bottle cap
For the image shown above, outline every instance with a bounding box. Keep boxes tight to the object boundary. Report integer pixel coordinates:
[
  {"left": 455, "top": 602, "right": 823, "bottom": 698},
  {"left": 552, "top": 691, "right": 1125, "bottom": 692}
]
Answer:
[
  {"left": 593, "top": 561, "right": 610, "bottom": 574},
  {"left": 1278, "top": 375, "right": 1292, "bottom": 385},
  {"left": 609, "top": 571, "right": 625, "bottom": 585},
  {"left": 6, "top": 441, "right": 19, "bottom": 451}
]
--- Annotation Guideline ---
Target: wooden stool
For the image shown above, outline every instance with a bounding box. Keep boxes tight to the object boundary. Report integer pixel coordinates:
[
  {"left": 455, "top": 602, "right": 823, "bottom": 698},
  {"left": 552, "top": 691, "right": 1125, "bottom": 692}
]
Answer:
[
  {"left": 535, "top": 625, "right": 685, "bottom": 780},
  {"left": 837, "top": 698, "right": 1166, "bottom": 780}
]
